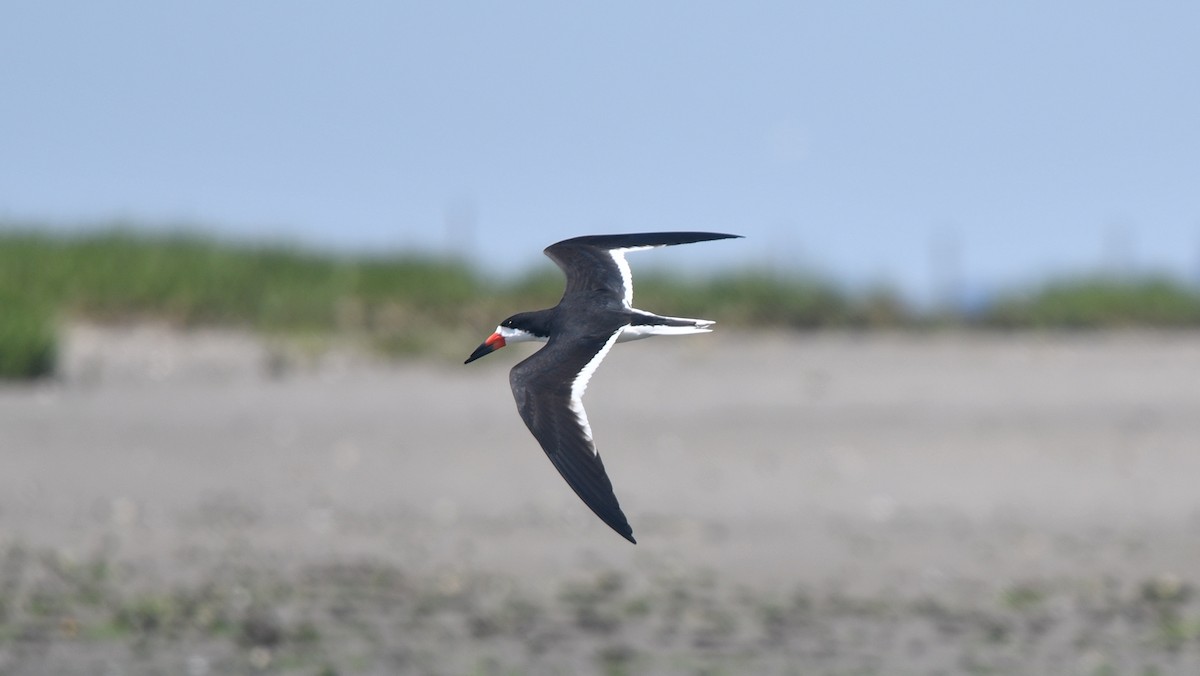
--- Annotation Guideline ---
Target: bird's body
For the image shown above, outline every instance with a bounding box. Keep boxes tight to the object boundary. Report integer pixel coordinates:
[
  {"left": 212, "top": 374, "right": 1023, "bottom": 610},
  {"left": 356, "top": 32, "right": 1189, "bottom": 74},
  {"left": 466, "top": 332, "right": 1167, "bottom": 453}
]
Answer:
[{"left": 465, "top": 232, "right": 741, "bottom": 543}]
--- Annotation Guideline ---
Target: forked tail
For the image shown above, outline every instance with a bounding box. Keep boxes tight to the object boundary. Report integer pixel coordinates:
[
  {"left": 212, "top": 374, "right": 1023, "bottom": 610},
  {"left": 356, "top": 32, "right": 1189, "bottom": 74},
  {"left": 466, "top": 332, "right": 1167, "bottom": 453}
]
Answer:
[{"left": 619, "top": 310, "right": 715, "bottom": 342}]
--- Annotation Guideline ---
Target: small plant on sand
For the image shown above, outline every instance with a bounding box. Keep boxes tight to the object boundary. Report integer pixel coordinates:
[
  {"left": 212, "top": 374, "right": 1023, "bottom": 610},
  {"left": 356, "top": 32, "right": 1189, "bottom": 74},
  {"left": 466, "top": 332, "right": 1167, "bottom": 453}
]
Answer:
[{"left": 0, "top": 294, "right": 56, "bottom": 379}]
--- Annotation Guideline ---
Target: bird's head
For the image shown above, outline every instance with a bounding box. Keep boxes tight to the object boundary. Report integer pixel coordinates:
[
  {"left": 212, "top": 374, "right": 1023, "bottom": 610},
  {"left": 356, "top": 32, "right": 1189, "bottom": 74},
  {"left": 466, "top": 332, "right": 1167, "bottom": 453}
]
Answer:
[{"left": 464, "top": 315, "right": 544, "bottom": 364}]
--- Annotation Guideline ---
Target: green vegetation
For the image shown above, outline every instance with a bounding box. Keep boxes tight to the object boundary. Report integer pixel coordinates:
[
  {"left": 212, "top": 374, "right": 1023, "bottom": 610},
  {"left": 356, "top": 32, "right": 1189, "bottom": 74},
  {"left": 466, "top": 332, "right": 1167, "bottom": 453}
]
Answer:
[
  {"left": 0, "top": 229, "right": 479, "bottom": 330},
  {"left": 0, "top": 291, "right": 56, "bottom": 379},
  {"left": 982, "top": 277, "right": 1200, "bottom": 328},
  {"left": 2, "top": 227, "right": 1199, "bottom": 379}
]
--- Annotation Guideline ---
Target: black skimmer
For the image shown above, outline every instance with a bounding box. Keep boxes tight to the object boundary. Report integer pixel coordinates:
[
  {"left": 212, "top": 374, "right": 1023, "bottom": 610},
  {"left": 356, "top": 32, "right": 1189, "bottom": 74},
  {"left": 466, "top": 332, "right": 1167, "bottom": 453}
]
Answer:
[{"left": 465, "top": 232, "right": 741, "bottom": 543}]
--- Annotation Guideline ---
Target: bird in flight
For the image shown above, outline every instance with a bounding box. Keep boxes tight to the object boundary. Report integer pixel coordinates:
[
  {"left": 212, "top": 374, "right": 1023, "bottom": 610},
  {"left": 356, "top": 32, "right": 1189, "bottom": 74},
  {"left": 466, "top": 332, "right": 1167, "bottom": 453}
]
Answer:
[{"left": 464, "top": 232, "right": 741, "bottom": 543}]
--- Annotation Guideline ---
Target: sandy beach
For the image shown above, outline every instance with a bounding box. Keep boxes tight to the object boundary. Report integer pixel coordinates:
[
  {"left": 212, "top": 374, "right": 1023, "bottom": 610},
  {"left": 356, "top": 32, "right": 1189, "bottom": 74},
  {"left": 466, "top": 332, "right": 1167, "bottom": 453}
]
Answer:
[{"left": 2, "top": 325, "right": 1199, "bottom": 675}]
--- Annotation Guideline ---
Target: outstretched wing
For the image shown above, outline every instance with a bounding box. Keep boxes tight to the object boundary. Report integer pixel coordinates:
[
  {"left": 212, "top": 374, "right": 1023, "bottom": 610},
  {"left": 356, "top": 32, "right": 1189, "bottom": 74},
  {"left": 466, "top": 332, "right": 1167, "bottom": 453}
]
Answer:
[
  {"left": 544, "top": 232, "right": 741, "bottom": 307},
  {"left": 508, "top": 326, "right": 635, "bottom": 543}
]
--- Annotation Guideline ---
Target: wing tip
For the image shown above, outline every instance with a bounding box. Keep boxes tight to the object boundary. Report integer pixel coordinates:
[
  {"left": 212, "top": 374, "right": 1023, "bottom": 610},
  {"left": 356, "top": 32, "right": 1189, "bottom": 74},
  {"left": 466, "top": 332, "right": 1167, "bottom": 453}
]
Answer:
[
  {"left": 599, "top": 505, "right": 636, "bottom": 544},
  {"left": 603, "top": 512, "right": 637, "bottom": 544},
  {"left": 610, "top": 520, "right": 636, "bottom": 544},
  {"left": 550, "top": 231, "right": 744, "bottom": 251}
]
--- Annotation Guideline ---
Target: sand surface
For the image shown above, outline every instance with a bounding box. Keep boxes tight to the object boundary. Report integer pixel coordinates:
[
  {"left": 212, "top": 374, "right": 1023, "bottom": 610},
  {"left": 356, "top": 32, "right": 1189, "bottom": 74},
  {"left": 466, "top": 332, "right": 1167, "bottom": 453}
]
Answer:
[{"left": 2, "top": 325, "right": 1199, "bottom": 674}]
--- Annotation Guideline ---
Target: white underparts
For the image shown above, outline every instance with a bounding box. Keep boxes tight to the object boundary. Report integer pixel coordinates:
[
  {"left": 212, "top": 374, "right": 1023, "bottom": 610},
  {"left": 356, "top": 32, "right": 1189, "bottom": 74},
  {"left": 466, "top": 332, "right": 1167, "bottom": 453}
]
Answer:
[{"left": 568, "top": 328, "right": 624, "bottom": 452}]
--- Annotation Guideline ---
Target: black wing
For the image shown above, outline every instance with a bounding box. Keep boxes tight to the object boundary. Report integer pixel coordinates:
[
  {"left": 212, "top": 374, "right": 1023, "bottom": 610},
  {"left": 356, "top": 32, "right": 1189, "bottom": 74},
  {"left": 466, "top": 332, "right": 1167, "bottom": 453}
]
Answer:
[
  {"left": 543, "top": 232, "right": 741, "bottom": 305},
  {"left": 508, "top": 327, "right": 635, "bottom": 543}
]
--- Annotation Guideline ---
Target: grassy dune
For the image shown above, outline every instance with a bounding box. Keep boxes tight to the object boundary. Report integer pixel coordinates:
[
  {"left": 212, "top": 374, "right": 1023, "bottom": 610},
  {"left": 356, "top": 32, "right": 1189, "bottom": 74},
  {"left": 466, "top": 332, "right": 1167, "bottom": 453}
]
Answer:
[
  {"left": 984, "top": 277, "right": 1200, "bottom": 328},
  {"left": 2, "top": 228, "right": 1199, "bottom": 378},
  {"left": 0, "top": 230, "right": 872, "bottom": 378}
]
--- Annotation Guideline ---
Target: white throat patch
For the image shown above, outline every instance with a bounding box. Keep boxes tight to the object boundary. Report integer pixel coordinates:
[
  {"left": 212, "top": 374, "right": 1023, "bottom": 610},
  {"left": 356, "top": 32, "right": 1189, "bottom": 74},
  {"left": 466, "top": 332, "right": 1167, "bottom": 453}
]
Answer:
[{"left": 497, "top": 325, "right": 543, "bottom": 344}]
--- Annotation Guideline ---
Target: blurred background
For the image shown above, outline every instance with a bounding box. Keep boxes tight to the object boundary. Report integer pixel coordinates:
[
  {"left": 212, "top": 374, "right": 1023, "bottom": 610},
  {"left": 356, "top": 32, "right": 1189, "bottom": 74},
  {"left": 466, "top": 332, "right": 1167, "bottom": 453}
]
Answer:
[{"left": 3, "top": 2, "right": 1200, "bottom": 675}]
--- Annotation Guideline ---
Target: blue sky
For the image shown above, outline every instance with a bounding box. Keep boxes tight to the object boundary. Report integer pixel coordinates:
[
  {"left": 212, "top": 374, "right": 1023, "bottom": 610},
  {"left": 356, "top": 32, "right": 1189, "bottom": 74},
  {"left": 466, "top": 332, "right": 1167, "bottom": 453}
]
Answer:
[{"left": 2, "top": 2, "right": 1198, "bottom": 302}]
